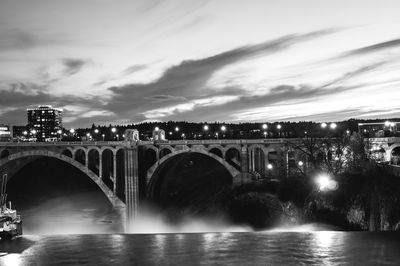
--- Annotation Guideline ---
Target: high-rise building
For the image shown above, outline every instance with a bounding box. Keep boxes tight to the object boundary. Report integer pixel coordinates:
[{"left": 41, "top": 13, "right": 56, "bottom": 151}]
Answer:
[
  {"left": 0, "top": 124, "right": 12, "bottom": 142},
  {"left": 27, "top": 105, "right": 63, "bottom": 142}
]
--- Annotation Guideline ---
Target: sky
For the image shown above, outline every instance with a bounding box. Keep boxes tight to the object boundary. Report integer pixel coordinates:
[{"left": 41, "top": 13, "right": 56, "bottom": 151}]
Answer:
[{"left": 1, "top": 0, "right": 400, "bottom": 127}]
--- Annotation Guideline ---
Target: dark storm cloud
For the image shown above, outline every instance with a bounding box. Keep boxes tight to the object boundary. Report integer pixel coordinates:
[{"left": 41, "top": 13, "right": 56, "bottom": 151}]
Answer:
[
  {"left": 107, "top": 30, "right": 337, "bottom": 119},
  {"left": 62, "top": 58, "right": 89, "bottom": 76}
]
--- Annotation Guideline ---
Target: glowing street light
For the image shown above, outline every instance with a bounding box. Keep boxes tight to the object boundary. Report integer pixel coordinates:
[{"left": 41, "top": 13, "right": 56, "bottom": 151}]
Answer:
[
  {"left": 116, "top": 134, "right": 119, "bottom": 141},
  {"left": 31, "top": 129, "right": 37, "bottom": 135},
  {"left": 315, "top": 173, "right": 337, "bottom": 191},
  {"left": 321, "top": 122, "right": 327, "bottom": 128},
  {"left": 384, "top": 121, "right": 391, "bottom": 127},
  {"left": 69, "top": 128, "right": 75, "bottom": 134},
  {"left": 94, "top": 129, "right": 99, "bottom": 134},
  {"left": 102, "top": 134, "right": 105, "bottom": 141},
  {"left": 175, "top": 127, "right": 179, "bottom": 132},
  {"left": 330, "top": 123, "right": 337, "bottom": 129},
  {"left": 263, "top": 131, "right": 267, "bottom": 138},
  {"left": 262, "top": 124, "right": 268, "bottom": 130},
  {"left": 111, "top": 127, "right": 117, "bottom": 133},
  {"left": 57, "top": 129, "right": 62, "bottom": 134},
  {"left": 154, "top": 126, "right": 159, "bottom": 131},
  {"left": 298, "top": 161, "right": 304, "bottom": 166},
  {"left": 203, "top": 125, "right": 209, "bottom": 131},
  {"left": 267, "top": 163, "right": 273, "bottom": 170},
  {"left": 346, "top": 130, "right": 350, "bottom": 134},
  {"left": 276, "top": 124, "right": 282, "bottom": 130},
  {"left": 221, "top": 125, "right": 226, "bottom": 132},
  {"left": 181, "top": 133, "right": 185, "bottom": 139},
  {"left": 23, "top": 131, "right": 28, "bottom": 136}
]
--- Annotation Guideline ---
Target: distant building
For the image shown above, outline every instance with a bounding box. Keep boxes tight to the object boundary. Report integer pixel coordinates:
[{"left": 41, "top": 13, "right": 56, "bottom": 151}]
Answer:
[
  {"left": 27, "top": 105, "right": 63, "bottom": 142},
  {"left": 0, "top": 124, "right": 12, "bottom": 142},
  {"left": 358, "top": 121, "right": 399, "bottom": 137}
]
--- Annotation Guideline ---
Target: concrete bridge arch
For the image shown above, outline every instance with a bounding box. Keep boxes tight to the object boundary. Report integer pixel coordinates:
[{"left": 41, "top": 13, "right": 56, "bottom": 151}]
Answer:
[
  {"left": 0, "top": 149, "right": 126, "bottom": 222},
  {"left": 146, "top": 149, "right": 242, "bottom": 197}
]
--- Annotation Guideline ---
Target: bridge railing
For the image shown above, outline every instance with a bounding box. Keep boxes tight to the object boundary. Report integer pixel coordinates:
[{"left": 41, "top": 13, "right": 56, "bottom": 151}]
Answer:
[{"left": 0, "top": 141, "right": 129, "bottom": 147}]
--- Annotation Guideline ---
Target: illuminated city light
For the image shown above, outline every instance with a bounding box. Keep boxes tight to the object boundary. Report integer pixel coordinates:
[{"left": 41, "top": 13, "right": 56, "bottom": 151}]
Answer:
[
  {"left": 315, "top": 174, "right": 338, "bottom": 191},
  {"left": 69, "top": 128, "right": 75, "bottom": 134},
  {"left": 221, "top": 125, "right": 226, "bottom": 131},
  {"left": 111, "top": 127, "right": 117, "bottom": 133},
  {"left": 262, "top": 124, "right": 268, "bottom": 130},
  {"left": 276, "top": 124, "right": 282, "bottom": 130},
  {"left": 94, "top": 129, "right": 99, "bottom": 134},
  {"left": 330, "top": 123, "right": 337, "bottom": 129},
  {"left": 321, "top": 122, "right": 327, "bottom": 128},
  {"left": 175, "top": 127, "right": 179, "bottom": 132},
  {"left": 267, "top": 163, "right": 273, "bottom": 170},
  {"left": 298, "top": 161, "right": 304, "bottom": 166},
  {"left": 203, "top": 125, "right": 209, "bottom": 131}
]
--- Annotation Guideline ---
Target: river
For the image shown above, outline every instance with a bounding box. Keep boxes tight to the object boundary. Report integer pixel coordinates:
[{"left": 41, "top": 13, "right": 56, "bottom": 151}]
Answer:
[{"left": 1, "top": 232, "right": 400, "bottom": 265}]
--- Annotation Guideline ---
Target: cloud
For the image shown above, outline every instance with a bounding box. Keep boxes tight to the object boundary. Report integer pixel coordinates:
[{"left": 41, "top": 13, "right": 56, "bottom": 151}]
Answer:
[
  {"left": 106, "top": 30, "right": 337, "bottom": 120},
  {"left": 0, "top": 28, "right": 71, "bottom": 51},
  {"left": 62, "top": 58, "right": 89, "bottom": 76},
  {"left": 0, "top": 28, "right": 35, "bottom": 50},
  {"left": 349, "top": 39, "right": 400, "bottom": 55},
  {"left": 0, "top": 82, "right": 107, "bottom": 125}
]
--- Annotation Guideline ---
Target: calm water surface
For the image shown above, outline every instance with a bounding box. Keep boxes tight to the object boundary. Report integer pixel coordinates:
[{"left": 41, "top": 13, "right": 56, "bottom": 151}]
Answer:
[{"left": 1, "top": 232, "right": 400, "bottom": 265}]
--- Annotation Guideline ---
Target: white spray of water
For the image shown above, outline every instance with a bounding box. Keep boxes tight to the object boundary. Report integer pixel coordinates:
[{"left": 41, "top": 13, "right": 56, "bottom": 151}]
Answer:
[
  {"left": 128, "top": 209, "right": 252, "bottom": 234},
  {"left": 266, "top": 223, "right": 341, "bottom": 232}
]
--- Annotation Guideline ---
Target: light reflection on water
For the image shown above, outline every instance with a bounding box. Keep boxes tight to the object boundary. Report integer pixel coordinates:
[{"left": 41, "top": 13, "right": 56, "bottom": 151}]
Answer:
[{"left": 0, "top": 232, "right": 400, "bottom": 265}]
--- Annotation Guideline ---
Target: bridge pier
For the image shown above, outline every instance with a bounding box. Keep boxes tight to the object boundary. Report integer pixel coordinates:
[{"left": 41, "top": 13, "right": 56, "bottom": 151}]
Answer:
[
  {"left": 113, "top": 154, "right": 117, "bottom": 195},
  {"left": 241, "top": 145, "right": 249, "bottom": 173},
  {"left": 124, "top": 146, "right": 139, "bottom": 231}
]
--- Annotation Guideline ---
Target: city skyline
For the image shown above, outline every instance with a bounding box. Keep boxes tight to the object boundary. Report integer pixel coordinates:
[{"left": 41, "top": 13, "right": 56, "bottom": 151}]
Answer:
[{"left": 1, "top": 0, "right": 400, "bottom": 127}]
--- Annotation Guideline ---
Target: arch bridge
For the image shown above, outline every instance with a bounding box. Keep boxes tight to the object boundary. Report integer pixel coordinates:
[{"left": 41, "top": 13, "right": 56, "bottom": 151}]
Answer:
[{"left": 1, "top": 136, "right": 398, "bottom": 230}]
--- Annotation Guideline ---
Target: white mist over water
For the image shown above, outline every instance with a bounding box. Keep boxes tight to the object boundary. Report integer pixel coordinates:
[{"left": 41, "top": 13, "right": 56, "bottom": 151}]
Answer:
[
  {"left": 128, "top": 210, "right": 252, "bottom": 234},
  {"left": 266, "top": 223, "right": 341, "bottom": 232}
]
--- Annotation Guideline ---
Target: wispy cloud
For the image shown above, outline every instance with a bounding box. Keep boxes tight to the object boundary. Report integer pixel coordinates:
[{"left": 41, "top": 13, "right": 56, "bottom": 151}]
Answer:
[
  {"left": 106, "top": 30, "right": 337, "bottom": 120},
  {"left": 62, "top": 58, "right": 89, "bottom": 76}
]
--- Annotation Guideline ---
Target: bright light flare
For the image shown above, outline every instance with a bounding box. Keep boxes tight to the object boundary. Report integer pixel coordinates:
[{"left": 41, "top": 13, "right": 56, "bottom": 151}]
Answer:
[{"left": 315, "top": 174, "right": 338, "bottom": 191}]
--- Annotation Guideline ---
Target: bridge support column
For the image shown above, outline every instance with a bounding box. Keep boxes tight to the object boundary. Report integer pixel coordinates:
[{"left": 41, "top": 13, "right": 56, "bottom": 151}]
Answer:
[
  {"left": 99, "top": 155, "right": 103, "bottom": 179},
  {"left": 113, "top": 154, "right": 117, "bottom": 195},
  {"left": 124, "top": 146, "right": 139, "bottom": 231},
  {"left": 241, "top": 145, "right": 249, "bottom": 173},
  {"left": 85, "top": 152, "right": 89, "bottom": 170},
  {"left": 284, "top": 149, "right": 289, "bottom": 177}
]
